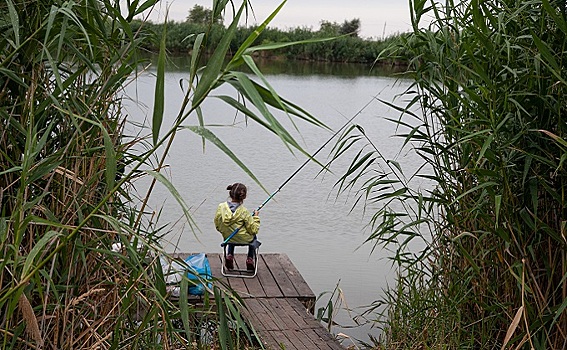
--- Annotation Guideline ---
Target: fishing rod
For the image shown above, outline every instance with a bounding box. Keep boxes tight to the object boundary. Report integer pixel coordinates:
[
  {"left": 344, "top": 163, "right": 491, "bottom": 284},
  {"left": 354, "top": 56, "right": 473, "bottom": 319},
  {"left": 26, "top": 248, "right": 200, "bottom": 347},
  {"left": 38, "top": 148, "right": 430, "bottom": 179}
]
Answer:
[{"left": 221, "top": 95, "right": 378, "bottom": 246}]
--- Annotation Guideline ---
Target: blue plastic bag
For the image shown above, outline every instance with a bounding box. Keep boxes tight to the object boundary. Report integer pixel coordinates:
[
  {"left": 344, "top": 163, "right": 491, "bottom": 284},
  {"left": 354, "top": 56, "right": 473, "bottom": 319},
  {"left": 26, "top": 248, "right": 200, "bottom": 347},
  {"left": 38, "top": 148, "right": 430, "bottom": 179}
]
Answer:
[{"left": 185, "top": 253, "right": 212, "bottom": 295}]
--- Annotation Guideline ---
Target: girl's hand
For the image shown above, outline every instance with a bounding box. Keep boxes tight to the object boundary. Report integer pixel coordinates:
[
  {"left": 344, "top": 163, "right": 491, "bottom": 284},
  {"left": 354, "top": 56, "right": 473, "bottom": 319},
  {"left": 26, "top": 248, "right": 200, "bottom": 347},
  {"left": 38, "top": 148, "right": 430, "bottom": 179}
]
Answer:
[{"left": 253, "top": 210, "right": 259, "bottom": 216}]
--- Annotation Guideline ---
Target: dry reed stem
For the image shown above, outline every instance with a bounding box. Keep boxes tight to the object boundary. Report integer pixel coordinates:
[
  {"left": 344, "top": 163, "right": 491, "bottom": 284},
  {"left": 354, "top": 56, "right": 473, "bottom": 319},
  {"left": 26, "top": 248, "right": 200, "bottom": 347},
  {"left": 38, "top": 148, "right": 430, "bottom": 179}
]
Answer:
[
  {"left": 502, "top": 306, "right": 523, "bottom": 350},
  {"left": 52, "top": 166, "right": 85, "bottom": 186},
  {"left": 71, "top": 288, "right": 106, "bottom": 307}
]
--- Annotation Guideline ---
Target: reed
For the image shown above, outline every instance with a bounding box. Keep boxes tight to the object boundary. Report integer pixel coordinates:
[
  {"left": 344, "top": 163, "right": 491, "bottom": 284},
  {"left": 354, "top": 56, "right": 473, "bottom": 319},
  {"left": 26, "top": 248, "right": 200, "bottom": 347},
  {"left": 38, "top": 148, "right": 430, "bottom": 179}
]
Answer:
[
  {"left": 328, "top": 0, "right": 567, "bottom": 348},
  {"left": 0, "top": 0, "right": 324, "bottom": 348}
]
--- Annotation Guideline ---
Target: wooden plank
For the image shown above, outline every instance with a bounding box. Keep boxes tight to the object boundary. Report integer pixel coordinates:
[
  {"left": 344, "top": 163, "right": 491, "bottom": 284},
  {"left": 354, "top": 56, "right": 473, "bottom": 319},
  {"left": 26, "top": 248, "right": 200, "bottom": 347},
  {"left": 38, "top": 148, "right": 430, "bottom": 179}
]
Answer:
[
  {"left": 311, "top": 327, "right": 345, "bottom": 350},
  {"left": 263, "top": 298, "right": 296, "bottom": 331},
  {"left": 172, "top": 252, "right": 189, "bottom": 260},
  {"left": 250, "top": 298, "right": 290, "bottom": 332},
  {"left": 243, "top": 299, "right": 278, "bottom": 332},
  {"left": 229, "top": 252, "right": 265, "bottom": 297},
  {"left": 287, "top": 328, "right": 323, "bottom": 349},
  {"left": 286, "top": 298, "right": 325, "bottom": 330},
  {"left": 206, "top": 253, "right": 226, "bottom": 288},
  {"left": 174, "top": 253, "right": 344, "bottom": 349},
  {"left": 299, "top": 329, "right": 338, "bottom": 350},
  {"left": 267, "top": 330, "right": 298, "bottom": 350},
  {"left": 227, "top": 274, "right": 249, "bottom": 296},
  {"left": 252, "top": 298, "right": 344, "bottom": 349},
  {"left": 242, "top": 266, "right": 267, "bottom": 298},
  {"left": 208, "top": 253, "right": 247, "bottom": 295},
  {"left": 274, "top": 298, "right": 312, "bottom": 329},
  {"left": 245, "top": 298, "right": 345, "bottom": 349},
  {"left": 262, "top": 253, "right": 300, "bottom": 298},
  {"left": 206, "top": 253, "right": 221, "bottom": 277},
  {"left": 256, "top": 255, "right": 283, "bottom": 298},
  {"left": 275, "top": 299, "right": 344, "bottom": 349},
  {"left": 275, "top": 253, "right": 315, "bottom": 298}
]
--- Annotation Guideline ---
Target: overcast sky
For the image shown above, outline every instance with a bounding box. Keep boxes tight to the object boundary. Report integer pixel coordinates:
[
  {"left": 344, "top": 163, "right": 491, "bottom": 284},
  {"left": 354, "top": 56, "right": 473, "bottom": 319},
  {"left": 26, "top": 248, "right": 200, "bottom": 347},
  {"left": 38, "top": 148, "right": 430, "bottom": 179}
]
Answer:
[{"left": 140, "top": 0, "right": 412, "bottom": 39}]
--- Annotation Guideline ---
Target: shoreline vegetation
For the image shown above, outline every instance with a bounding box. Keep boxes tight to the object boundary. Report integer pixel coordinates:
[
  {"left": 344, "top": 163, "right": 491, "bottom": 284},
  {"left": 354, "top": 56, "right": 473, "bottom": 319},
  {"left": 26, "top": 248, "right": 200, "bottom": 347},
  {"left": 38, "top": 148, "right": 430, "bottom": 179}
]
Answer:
[
  {"left": 4, "top": 0, "right": 565, "bottom": 349},
  {"left": 1, "top": 1, "right": 330, "bottom": 348},
  {"left": 132, "top": 14, "right": 408, "bottom": 67}
]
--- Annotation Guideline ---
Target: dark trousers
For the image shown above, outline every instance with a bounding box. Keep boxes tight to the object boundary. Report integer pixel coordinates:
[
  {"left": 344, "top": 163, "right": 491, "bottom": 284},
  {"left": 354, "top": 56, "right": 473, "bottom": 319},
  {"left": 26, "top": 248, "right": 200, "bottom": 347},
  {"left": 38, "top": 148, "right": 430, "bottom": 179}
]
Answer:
[{"left": 227, "top": 237, "right": 257, "bottom": 258}]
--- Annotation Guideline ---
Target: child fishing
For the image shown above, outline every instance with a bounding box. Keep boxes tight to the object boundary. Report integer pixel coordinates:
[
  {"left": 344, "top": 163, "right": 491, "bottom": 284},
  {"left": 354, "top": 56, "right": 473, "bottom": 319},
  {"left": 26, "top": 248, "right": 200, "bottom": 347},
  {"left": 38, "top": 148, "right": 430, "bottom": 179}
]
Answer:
[
  {"left": 214, "top": 183, "right": 260, "bottom": 271},
  {"left": 213, "top": 101, "right": 368, "bottom": 275}
]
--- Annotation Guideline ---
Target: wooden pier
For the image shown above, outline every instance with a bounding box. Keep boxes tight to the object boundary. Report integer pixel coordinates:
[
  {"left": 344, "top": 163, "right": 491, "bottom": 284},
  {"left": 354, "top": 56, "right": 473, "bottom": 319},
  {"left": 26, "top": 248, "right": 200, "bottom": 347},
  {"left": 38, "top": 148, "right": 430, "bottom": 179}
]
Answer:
[{"left": 176, "top": 253, "right": 344, "bottom": 350}]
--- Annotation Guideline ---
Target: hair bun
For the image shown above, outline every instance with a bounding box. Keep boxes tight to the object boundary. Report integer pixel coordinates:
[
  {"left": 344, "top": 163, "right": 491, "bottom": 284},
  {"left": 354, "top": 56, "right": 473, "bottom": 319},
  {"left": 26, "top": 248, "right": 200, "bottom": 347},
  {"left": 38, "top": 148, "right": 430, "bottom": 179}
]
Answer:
[{"left": 227, "top": 182, "right": 247, "bottom": 202}]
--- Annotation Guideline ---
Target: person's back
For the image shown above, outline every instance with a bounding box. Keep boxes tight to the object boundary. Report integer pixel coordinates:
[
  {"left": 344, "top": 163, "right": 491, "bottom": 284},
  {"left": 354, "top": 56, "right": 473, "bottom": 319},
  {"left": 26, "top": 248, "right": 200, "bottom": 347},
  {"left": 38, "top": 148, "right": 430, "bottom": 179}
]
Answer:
[{"left": 214, "top": 183, "right": 260, "bottom": 270}]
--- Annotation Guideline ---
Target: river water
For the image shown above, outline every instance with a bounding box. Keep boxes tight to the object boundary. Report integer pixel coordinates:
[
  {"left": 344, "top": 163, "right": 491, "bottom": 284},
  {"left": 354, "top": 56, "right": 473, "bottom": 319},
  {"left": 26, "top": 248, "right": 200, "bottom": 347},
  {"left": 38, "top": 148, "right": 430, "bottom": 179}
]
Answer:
[{"left": 123, "top": 59, "right": 416, "bottom": 345}]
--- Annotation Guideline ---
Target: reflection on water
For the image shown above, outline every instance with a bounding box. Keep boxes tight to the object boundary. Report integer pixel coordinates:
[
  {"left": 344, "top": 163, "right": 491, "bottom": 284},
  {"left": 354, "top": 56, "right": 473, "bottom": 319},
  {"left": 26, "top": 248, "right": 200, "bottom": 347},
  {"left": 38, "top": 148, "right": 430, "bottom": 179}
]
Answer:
[
  {"left": 123, "top": 58, "right": 417, "bottom": 345},
  {"left": 248, "top": 58, "right": 406, "bottom": 77},
  {"left": 159, "top": 53, "right": 407, "bottom": 77}
]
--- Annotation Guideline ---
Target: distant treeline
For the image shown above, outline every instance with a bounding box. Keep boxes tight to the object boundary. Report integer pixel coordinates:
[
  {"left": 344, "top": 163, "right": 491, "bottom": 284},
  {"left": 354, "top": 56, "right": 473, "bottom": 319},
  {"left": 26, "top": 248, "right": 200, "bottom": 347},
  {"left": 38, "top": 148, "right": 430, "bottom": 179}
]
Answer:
[{"left": 132, "top": 20, "right": 407, "bottom": 65}]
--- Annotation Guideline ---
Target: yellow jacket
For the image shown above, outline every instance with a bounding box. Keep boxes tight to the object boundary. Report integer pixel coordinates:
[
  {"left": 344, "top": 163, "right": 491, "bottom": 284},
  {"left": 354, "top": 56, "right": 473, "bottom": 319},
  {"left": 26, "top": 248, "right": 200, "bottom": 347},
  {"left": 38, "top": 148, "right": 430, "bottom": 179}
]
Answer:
[{"left": 214, "top": 202, "right": 260, "bottom": 244}]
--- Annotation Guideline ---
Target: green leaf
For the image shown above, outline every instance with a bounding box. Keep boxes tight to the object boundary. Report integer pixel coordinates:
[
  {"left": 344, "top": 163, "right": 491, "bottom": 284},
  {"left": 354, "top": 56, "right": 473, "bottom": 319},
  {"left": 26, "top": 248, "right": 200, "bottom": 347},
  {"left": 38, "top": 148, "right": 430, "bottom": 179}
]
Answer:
[
  {"left": 21, "top": 231, "right": 61, "bottom": 279},
  {"left": 133, "top": 0, "right": 159, "bottom": 17},
  {"left": 212, "top": 0, "right": 231, "bottom": 22},
  {"left": 179, "top": 276, "right": 192, "bottom": 341},
  {"left": 542, "top": 0, "right": 567, "bottom": 35},
  {"left": 189, "top": 32, "right": 205, "bottom": 86},
  {"left": 532, "top": 34, "right": 565, "bottom": 85},
  {"left": 183, "top": 126, "right": 268, "bottom": 194},
  {"left": 243, "top": 35, "right": 339, "bottom": 56},
  {"left": 0, "top": 68, "right": 27, "bottom": 89},
  {"left": 230, "top": 76, "right": 326, "bottom": 129},
  {"left": 494, "top": 194, "right": 502, "bottom": 228},
  {"left": 451, "top": 182, "right": 498, "bottom": 206},
  {"left": 192, "top": 3, "right": 244, "bottom": 107},
  {"left": 144, "top": 170, "right": 199, "bottom": 235},
  {"left": 225, "top": 72, "right": 303, "bottom": 155},
  {"left": 101, "top": 126, "right": 117, "bottom": 192},
  {"left": 6, "top": 0, "right": 20, "bottom": 48},
  {"left": 152, "top": 16, "right": 167, "bottom": 145},
  {"left": 0, "top": 166, "right": 22, "bottom": 176},
  {"left": 226, "top": 0, "right": 287, "bottom": 69},
  {"left": 215, "top": 287, "right": 233, "bottom": 350},
  {"left": 476, "top": 133, "right": 494, "bottom": 166}
]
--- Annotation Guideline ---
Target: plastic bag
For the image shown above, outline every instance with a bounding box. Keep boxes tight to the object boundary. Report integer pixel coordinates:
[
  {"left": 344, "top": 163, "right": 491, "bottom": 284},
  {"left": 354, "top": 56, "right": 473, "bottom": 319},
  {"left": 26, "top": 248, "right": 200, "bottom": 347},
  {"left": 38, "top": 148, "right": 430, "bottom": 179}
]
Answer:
[
  {"left": 185, "top": 253, "right": 212, "bottom": 295},
  {"left": 159, "top": 255, "right": 185, "bottom": 285}
]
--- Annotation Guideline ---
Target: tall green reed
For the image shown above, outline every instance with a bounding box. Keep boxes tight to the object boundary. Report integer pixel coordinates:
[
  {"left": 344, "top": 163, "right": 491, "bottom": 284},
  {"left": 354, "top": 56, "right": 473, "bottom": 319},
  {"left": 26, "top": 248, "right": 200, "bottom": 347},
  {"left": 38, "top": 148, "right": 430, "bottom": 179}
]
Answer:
[
  {"left": 0, "top": 0, "right": 325, "bottom": 348},
  {"left": 328, "top": 0, "right": 566, "bottom": 348}
]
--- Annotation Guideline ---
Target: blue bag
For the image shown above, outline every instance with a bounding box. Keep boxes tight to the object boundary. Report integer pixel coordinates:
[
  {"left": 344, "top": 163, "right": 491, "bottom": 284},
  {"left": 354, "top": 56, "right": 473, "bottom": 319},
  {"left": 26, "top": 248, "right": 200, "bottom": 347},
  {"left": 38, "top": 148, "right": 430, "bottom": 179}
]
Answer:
[{"left": 185, "top": 253, "right": 212, "bottom": 295}]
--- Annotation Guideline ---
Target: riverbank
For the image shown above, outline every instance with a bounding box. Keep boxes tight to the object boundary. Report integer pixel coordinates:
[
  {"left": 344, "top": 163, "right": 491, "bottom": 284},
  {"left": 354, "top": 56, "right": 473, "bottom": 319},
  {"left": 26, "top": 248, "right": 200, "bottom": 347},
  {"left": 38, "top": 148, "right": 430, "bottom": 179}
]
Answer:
[{"left": 133, "top": 20, "right": 409, "bottom": 65}]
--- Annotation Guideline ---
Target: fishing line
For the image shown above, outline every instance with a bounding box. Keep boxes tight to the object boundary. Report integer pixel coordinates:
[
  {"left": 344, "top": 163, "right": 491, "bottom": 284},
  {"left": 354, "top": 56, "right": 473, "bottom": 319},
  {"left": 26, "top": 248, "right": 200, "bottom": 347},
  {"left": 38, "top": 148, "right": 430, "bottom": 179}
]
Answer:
[{"left": 221, "top": 93, "right": 381, "bottom": 246}]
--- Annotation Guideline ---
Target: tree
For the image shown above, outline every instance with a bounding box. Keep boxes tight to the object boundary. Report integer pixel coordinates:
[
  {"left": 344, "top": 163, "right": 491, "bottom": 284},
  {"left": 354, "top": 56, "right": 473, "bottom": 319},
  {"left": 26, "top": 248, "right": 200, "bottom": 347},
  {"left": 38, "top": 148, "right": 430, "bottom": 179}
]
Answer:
[
  {"left": 318, "top": 18, "right": 360, "bottom": 37},
  {"left": 318, "top": 20, "right": 341, "bottom": 35},
  {"left": 339, "top": 18, "right": 360, "bottom": 37},
  {"left": 186, "top": 4, "right": 221, "bottom": 25}
]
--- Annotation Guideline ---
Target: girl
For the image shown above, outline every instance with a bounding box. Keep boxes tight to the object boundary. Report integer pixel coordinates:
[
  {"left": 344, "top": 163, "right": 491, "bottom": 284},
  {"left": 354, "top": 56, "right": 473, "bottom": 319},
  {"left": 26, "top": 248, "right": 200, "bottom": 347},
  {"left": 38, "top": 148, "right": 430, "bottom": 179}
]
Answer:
[{"left": 214, "top": 183, "right": 260, "bottom": 271}]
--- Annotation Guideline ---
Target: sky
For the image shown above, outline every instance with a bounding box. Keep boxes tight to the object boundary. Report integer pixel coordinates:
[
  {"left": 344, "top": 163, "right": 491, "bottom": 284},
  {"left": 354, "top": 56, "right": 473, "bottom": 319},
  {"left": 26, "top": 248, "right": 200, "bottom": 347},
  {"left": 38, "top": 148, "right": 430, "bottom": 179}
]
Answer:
[{"left": 140, "top": 0, "right": 412, "bottom": 39}]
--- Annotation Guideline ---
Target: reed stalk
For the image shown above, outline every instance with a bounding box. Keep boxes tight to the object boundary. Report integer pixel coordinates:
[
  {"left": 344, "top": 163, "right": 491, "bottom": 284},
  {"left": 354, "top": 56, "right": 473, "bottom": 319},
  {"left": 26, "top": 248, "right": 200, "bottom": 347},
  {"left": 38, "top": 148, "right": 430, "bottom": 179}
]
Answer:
[
  {"left": 0, "top": 0, "right": 324, "bottom": 348},
  {"left": 329, "top": 0, "right": 567, "bottom": 348}
]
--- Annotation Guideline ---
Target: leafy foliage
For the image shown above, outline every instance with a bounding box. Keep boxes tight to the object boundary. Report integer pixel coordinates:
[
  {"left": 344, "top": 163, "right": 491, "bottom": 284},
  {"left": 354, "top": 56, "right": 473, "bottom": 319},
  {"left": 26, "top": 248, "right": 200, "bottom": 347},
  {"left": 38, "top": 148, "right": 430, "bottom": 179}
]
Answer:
[
  {"left": 132, "top": 17, "right": 404, "bottom": 64},
  {"left": 330, "top": 0, "right": 567, "bottom": 348},
  {"left": 186, "top": 4, "right": 222, "bottom": 25},
  {"left": 0, "top": 0, "right": 326, "bottom": 348}
]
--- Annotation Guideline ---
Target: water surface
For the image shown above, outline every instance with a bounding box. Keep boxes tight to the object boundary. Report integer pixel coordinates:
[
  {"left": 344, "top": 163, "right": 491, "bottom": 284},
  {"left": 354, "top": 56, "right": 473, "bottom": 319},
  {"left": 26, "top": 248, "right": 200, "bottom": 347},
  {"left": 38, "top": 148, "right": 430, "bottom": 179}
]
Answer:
[{"left": 123, "top": 60, "right": 416, "bottom": 344}]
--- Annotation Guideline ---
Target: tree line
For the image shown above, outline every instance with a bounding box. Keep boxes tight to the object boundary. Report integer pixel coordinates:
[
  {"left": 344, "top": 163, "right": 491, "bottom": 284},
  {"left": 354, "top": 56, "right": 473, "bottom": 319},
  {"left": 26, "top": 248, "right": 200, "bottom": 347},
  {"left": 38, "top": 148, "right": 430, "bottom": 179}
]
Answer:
[{"left": 133, "top": 5, "right": 406, "bottom": 65}]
